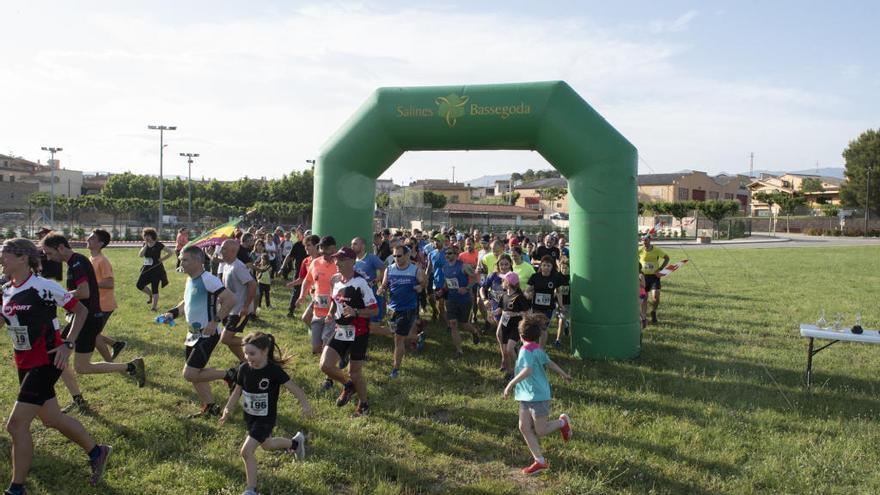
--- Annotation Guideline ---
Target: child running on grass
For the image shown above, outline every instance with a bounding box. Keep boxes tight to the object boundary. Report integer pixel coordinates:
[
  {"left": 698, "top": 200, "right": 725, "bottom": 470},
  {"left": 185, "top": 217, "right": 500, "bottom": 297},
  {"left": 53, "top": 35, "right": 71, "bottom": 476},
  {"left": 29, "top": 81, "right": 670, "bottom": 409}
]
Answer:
[
  {"left": 503, "top": 313, "right": 573, "bottom": 476},
  {"left": 220, "top": 332, "right": 314, "bottom": 495}
]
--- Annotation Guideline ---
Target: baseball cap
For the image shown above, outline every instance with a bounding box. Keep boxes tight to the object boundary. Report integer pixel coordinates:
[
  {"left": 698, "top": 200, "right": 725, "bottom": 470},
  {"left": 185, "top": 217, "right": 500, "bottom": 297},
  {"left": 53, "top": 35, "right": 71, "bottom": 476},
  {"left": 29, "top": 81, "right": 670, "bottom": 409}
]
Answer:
[
  {"left": 433, "top": 233, "right": 445, "bottom": 242},
  {"left": 503, "top": 271, "right": 520, "bottom": 286},
  {"left": 330, "top": 246, "right": 357, "bottom": 260},
  {"left": 508, "top": 237, "right": 520, "bottom": 247}
]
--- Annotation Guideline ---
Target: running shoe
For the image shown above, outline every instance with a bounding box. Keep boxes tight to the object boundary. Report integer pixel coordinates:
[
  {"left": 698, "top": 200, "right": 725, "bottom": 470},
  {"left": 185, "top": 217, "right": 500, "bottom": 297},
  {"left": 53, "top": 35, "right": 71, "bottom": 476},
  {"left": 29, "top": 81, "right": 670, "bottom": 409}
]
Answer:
[
  {"left": 129, "top": 357, "right": 146, "bottom": 388},
  {"left": 286, "top": 310, "right": 294, "bottom": 318},
  {"left": 286, "top": 431, "right": 306, "bottom": 460},
  {"left": 650, "top": 310, "right": 657, "bottom": 324},
  {"left": 89, "top": 445, "right": 112, "bottom": 486},
  {"left": 61, "top": 395, "right": 88, "bottom": 414},
  {"left": 553, "top": 340, "right": 562, "bottom": 350},
  {"left": 389, "top": 368, "right": 399, "bottom": 379},
  {"left": 471, "top": 333, "right": 480, "bottom": 345},
  {"left": 559, "top": 413, "right": 572, "bottom": 442},
  {"left": 335, "top": 383, "right": 354, "bottom": 407},
  {"left": 352, "top": 401, "right": 370, "bottom": 417},
  {"left": 3, "top": 487, "right": 26, "bottom": 495},
  {"left": 521, "top": 460, "right": 548, "bottom": 476},
  {"left": 416, "top": 333, "right": 426, "bottom": 353},
  {"left": 241, "top": 489, "right": 258, "bottom": 495},
  {"left": 110, "top": 341, "right": 127, "bottom": 361},
  {"left": 319, "top": 378, "right": 334, "bottom": 393},
  {"left": 187, "top": 403, "right": 221, "bottom": 419}
]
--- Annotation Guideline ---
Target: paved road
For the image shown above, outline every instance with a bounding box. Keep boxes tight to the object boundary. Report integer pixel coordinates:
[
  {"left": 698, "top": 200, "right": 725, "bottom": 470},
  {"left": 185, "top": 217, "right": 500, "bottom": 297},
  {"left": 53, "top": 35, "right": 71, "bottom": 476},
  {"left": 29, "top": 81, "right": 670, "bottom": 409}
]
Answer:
[{"left": 654, "top": 233, "right": 880, "bottom": 249}]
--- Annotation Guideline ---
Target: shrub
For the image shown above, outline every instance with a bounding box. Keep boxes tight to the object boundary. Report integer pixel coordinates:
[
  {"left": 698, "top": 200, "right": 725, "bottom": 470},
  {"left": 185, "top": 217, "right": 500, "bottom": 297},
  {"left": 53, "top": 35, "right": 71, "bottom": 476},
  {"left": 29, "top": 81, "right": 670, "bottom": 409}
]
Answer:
[
  {"left": 5, "top": 227, "right": 16, "bottom": 239},
  {"left": 73, "top": 226, "right": 86, "bottom": 240}
]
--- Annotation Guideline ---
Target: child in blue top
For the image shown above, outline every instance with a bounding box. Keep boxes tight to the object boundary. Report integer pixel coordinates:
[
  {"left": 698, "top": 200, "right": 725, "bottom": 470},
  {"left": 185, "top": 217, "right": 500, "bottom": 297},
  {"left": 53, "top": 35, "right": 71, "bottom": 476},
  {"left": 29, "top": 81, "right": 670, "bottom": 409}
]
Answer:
[{"left": 503, "top": 313, "right": 573, "bottom": 476}]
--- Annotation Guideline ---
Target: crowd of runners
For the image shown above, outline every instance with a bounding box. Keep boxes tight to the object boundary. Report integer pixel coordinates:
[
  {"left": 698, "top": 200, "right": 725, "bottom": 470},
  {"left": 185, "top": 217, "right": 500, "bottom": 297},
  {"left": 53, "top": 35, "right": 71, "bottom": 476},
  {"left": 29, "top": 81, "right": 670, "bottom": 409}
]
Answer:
[{"left": 0, "top": 222, "right": 683, "bottom": 494}]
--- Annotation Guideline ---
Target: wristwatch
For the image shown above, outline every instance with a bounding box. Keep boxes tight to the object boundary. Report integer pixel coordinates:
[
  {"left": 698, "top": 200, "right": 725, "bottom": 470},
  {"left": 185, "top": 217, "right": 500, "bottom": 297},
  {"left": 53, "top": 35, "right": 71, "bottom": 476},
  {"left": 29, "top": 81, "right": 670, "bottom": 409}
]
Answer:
[{"left": 62, "top": 340, "right": 75, "bottom": 350}]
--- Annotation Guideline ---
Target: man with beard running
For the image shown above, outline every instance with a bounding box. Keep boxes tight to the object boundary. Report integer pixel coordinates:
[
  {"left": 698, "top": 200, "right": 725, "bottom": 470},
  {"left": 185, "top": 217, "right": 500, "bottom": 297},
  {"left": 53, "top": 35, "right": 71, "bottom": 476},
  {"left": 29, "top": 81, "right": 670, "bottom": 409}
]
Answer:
[{"left": 163, "top": 245, "right": 239, "bottom": 418}]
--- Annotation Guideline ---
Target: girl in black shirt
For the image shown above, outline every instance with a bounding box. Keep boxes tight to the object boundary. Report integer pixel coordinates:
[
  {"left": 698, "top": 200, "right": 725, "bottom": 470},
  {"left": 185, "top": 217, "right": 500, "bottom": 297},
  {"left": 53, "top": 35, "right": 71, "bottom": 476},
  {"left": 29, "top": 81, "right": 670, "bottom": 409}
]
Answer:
[
  {"left": 498, "top": 271, "right": 530, "bottom": 381},
  {"left": 220, "top": 332, "right": 313, "bottom": 495},
  {"left": 136, "top": 228, "right": 174, "bottom": 311}
]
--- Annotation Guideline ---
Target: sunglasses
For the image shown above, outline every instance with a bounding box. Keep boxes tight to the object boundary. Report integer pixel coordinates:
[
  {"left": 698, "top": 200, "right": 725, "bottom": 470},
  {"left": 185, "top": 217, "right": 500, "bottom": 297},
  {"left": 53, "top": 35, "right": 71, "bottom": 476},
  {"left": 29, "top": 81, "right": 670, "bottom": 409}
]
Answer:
[{"left": 393, "top": 254, "right": 404, "bottom": 258}]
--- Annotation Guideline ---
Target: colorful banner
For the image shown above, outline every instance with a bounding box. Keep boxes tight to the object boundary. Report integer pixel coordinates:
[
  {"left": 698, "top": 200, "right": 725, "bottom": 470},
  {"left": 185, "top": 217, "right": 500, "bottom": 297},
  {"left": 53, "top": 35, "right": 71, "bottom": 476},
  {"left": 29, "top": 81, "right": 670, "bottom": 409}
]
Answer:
[
  {"left": 657, "top": 259, "right": 689, "bottom": 277},
  {"left": 184, "top": 217, "right": 241, "bottom": 249}
]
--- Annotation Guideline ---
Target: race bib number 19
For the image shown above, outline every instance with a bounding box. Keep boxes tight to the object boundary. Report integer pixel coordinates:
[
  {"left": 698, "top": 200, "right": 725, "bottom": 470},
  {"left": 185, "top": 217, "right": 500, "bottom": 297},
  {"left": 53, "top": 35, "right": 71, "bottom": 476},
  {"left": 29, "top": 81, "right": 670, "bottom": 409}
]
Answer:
[
  {"left": 8, "top": 326, "right": 31, "bottom": 351},
  {"left": 334, "top": 325, "right": 355, "bottom": 341}
]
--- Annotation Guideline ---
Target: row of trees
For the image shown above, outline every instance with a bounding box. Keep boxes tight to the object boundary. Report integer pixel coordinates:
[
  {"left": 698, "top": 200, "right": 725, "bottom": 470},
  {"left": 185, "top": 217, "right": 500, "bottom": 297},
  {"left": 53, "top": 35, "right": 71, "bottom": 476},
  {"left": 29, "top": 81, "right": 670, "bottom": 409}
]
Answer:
[
  {"left": 28, "top": 193, "right": 310, "bottom": 226},
  {"left": 100, "top": 170, "right": 314, "bottom": 207}
]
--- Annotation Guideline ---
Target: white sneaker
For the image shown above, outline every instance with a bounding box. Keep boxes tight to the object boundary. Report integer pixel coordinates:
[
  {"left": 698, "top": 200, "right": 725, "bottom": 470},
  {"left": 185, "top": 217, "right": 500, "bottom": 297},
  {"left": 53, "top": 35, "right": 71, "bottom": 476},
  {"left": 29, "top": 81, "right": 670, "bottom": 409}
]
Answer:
[
  {"left": 292, "top": 431, "right": 306, "bottom": 460},
  {"left": 242, "top": 489, "right": 258, "bottom": 495}
]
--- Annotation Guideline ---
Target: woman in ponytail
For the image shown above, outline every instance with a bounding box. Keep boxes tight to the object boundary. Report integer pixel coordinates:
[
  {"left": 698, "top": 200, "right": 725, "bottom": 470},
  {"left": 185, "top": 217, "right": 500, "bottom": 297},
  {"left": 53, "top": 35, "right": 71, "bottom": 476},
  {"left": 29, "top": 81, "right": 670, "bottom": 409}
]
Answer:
[{"left": 220, "top": 331, "right": 313, "bottom": 495}]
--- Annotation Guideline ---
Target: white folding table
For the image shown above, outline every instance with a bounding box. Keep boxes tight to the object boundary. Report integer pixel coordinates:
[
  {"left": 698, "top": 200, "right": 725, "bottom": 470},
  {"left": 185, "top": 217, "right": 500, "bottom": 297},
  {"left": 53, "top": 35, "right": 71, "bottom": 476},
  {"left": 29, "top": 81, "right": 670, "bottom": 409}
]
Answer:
[{"left": 800, "top": 323, "right": 880, "bottom": 386}]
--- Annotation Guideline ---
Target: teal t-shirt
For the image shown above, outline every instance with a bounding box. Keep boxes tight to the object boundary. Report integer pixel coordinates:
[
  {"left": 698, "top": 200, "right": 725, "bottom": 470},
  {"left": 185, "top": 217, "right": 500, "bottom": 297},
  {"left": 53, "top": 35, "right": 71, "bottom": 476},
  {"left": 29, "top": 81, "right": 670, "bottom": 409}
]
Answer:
[{"left": 514, "top": 342, "right": 552, "bottom": 402}]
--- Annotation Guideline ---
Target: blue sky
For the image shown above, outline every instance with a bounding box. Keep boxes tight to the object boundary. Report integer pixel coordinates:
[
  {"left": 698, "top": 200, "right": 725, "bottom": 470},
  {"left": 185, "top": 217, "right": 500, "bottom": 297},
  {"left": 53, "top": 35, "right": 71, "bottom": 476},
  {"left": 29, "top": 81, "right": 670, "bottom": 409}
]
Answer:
[{"left": 1, "top": 1, "right": 876, "bottom": 184}]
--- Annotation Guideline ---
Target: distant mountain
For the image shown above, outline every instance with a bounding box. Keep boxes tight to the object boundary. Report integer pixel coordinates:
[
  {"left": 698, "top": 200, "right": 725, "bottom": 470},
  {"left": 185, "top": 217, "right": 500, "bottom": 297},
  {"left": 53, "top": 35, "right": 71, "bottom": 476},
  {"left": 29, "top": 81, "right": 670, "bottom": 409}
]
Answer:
[
  {"left": 734, "top": 167, "right": 845, "bottom": 180},
  {"left": 461, "top": 173, "right": 512, "bottom": 187}
]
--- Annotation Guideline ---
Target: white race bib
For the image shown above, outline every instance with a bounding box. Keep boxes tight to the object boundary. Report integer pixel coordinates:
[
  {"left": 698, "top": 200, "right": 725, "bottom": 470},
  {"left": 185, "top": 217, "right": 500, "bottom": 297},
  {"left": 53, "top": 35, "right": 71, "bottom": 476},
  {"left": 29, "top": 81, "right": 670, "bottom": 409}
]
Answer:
[
  {"left": 8, "top": 326, "right": 31, "bottom": 351},
  {"left": 500, "top": 312, "right": 511, "bottom": 326},
  {"left": 314, "top": 295, "right": 330, "bottom": 308},
  {"left": 334, "top": 324, "right": 355, "bottom": 342},
  {"left": 491, "top": 289, "right": 504, "bottom": 301},
  {"left": 559, "top": 286, "right": 570, "bottom": 296},
  {"left": 242, "top": 391, "right": 269, "bottom": 416},
  {"left": 143, "top": 258, "right": 154, "bottom": 266},
  {"left": 644, "top": 262, "right": 655, "bottom": 272},
  {"left": 535, "top": 292, "right": 552, "bottom": 306},
  {"left": 445, "top": 278, "right": 460, "bottom": 290}
]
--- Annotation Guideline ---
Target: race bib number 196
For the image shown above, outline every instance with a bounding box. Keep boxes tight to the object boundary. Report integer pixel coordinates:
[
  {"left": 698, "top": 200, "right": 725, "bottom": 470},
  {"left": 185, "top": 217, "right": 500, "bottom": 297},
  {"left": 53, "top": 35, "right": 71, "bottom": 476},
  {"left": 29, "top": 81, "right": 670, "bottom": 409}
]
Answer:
[
  {"left": 535, "top": 293, "right": 552, "bottom": 306},
  {"left": 242, "top": 391, "right": 269, "bottom": 416}
]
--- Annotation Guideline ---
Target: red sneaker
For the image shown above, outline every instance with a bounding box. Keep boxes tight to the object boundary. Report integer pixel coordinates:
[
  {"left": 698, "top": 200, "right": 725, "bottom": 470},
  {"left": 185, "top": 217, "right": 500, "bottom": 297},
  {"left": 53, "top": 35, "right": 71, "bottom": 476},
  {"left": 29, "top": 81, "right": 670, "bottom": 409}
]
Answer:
[
  {"left": 559, "top": 413, "right": 572, "bottom": 442},
  {"left": 521, "top": 460, "right": 548, "bottom": 476}
]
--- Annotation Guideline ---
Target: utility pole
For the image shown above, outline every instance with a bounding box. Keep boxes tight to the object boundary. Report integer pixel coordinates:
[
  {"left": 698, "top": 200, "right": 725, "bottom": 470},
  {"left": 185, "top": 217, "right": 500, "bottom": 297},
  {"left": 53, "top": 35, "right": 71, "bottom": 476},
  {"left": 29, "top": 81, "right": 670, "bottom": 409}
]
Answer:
[
  {"left": 148, "top": 125, "right": 176, "bottom": 237},
  {"left": 40, "top": 146, "right": 62, "bottom": 226},
  {"left": 749, "top": 152, "right": 754, "bottom": 178},
  {"left": 452, "top": 166, "right": 455, "bottom": 183},
  {"left": 866, "top": 168, "right": 871, "bottom": 237},
  {"left": 180, "top": 153, "right": 199, "bottom": 226}
]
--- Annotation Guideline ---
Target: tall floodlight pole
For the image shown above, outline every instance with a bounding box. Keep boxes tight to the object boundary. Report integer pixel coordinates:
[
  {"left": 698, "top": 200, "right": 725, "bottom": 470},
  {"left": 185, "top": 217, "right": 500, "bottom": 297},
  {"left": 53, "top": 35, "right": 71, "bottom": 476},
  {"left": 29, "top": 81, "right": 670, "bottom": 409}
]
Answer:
[
  {"left": 148, "top": 125, "right": 176, "bottom": 236},
  {"left": 40, "top": 147, "right": 62, "bottom": 226},
  {"left": 866, "top": 169, "right": 871, "bottom": 237},
  {"left": 180, "top": 153, "right": 199, "bottom": 226}
]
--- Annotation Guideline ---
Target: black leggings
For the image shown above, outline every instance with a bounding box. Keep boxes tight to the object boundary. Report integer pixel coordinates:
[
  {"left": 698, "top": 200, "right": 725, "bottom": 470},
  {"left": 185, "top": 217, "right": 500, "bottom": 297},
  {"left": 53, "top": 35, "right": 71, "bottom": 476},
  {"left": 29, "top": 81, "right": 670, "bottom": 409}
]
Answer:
[{"left": 258, "top": 283, "right": 271, "bottom": 308}]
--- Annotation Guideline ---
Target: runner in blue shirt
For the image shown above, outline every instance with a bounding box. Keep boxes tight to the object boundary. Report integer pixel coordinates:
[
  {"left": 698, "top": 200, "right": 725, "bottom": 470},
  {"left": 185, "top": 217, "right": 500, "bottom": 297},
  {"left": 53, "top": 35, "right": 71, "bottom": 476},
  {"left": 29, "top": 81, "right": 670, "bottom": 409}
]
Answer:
[
  {"left": 440, "top": 245, "right": 479, "bottom": 356},
  {"left": 377, "top": 244, "right": 427, "bottom": 378}
]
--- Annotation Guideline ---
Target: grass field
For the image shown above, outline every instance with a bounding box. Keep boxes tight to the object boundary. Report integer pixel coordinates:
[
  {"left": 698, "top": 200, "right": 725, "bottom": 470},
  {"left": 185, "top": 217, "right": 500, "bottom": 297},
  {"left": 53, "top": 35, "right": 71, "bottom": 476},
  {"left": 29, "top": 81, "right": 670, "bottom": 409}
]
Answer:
[{"left": 2, "top": 245, "right": 880, "bottom": 494}]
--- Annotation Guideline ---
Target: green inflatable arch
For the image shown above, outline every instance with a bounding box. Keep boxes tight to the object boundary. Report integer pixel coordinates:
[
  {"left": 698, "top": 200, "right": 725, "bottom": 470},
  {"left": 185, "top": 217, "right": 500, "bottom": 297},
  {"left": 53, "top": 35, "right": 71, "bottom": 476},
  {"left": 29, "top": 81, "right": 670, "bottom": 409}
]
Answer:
[{"left": 313, "top": 81, "right": 639, "bottom": 359}]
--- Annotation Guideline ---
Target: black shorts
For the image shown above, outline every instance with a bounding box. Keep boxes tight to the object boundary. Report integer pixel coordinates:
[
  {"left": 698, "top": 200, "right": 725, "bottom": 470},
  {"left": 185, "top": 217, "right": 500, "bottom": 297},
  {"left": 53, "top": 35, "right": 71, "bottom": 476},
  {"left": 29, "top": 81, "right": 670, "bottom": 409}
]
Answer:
[
  {"left": 390, "top": 309, "right": 418, "bottom": 337},
  {"left": 644, "top": 274, "right": 662, "bottom": 292},
  {"left": 223, "top": 314, "right": 250, "bottom": 334},
  {"left": 501, "top": 320, "right": 521, "bottom": 345},
  {"left": 446, "top": 298, "right": 471, "bottom": 323},
  {"left": 17, "top": 365, "right": 62, "bottom": 406},
  {"left": 245, "top": 416, "right": 276, "bottom": 443},
  {"left": 329, "top": 333, "right": 369, "bottom": 361},
  {"left": 184, "top": 334, "right": 220, "bottom": 369},
  {"left": 62, "top": 313, "right": 105, "bottom": 354},
  {"left": 137, "top": 265, "right": 168, "bottom": 294}
]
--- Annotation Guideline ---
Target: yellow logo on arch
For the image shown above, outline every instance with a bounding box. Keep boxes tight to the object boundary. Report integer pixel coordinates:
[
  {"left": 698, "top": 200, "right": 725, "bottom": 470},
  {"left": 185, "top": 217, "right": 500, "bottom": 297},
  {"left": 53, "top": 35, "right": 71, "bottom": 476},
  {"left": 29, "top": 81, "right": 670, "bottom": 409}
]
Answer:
[{"left": 435, "top": 94, "right": 469, "bottom": 127}]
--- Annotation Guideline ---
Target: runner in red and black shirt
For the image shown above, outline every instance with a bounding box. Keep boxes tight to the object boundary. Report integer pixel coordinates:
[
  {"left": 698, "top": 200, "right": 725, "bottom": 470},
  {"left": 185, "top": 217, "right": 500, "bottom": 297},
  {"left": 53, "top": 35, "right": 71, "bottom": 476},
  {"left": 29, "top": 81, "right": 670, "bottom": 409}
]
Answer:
[
  {"left": 320, "top": 247, "right": 378, "bottom": 417},
  {"left": 41, "top": 234, "right": 145, "bottom": 413},
  {"left": 0, "top": 238, "right": 112, "bottom": 493}
]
